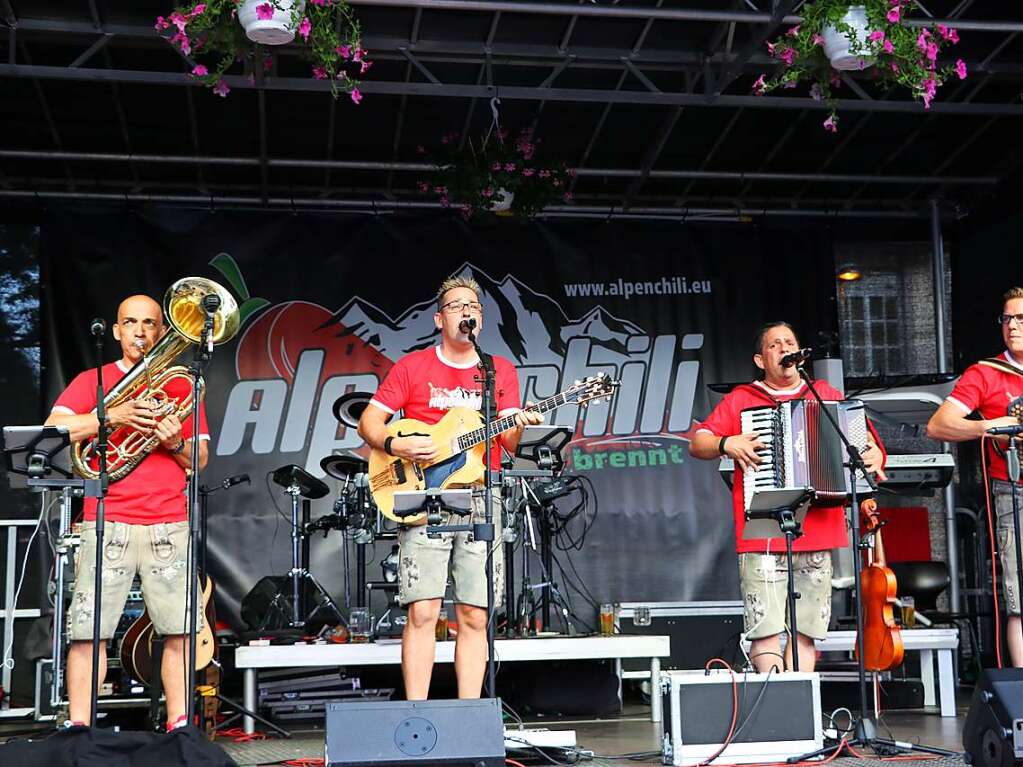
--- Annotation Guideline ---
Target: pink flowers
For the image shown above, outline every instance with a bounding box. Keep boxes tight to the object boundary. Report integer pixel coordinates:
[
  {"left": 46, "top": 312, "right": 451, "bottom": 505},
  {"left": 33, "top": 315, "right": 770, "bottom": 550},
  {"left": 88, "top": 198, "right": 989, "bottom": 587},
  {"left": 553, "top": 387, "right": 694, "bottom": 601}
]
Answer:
[
  {"left": 823, "top": 115, "right": 838, "bottom": 133},
  {"left": 779, "top": 48, "right": 796, "bottom": 66},
  {"left": 868, "top": 30, "right": 885, "bottom": 43},
  {"left": 312, "top": 65, "right": 328, "bottom": 79},
  {"left": 191, "top": 64, "right": 208, "bottom": 77},
  {"left": 955, "top": 59, "right": 967, "bottom": 79},
  {"left": 350, "top": 87, "right": 362, "bottom": 104},
  {"left": 171, "top": 32, "right": 191, "bottom": 55},
  {"left": 809, "top": 82, "right": 822, "bottom": 102},
  {"left": 191, "top": 3, "right": 206, "bottom": 14},
  {"left": 522, "top": 168, "right": 535, "bottom": 177},
  {"left": 491, "top": 162, "right": 502, "bottom": 171},
  {"left": 886, "top": 6, "right": 900, "bottom": 23},
  {"left": 360, "top": 60, "right": 372, "bottom": 74},
  {"left": 481, "top": 188, "right": 494, "bottom": 198},
  {"left": 786, "top": 25, "right": 800, "bottom": 37},
  {"left": 504, "top": 163, "right": 516, "bottom": 172},
  {"left": 298, "top": 17, "right": 311, "bottom": 41},
  {"left": 938, "top": 25, "right": 959, "bottom": 44},
  {"left": 255, "top": 3, "right": 274, "bottom": 21},
  {"left": 883, "top": 39, "right": 894, "bottom": 54},
  {"left": 336, "top": 44, "right": 351, "bottom": 59},
  {"left": 811, "top": 33, "right": 824, "bottom": 47},
  {"left": 920, "top": 74, "right": 937, "bottom": 108},
  {"left": 212, "top": 80, "right": 230, "bottom": 98},
  {"left": 752, "top": 74, "right": 767, "bottom": 95},
  {"left": 154, "top": 16, "right": 169, "bottom": 30}
]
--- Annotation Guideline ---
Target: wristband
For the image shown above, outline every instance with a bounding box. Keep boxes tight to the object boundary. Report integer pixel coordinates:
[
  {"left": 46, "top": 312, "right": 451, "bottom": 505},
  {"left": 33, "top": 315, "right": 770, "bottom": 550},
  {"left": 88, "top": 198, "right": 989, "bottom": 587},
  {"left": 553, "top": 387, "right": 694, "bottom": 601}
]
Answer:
[
  {"left": 719, "top": 436, "right": 729, "bottom": 456},
  {"left": 170, "top": 439, "right": 186, "bottom": 455},
  {"left": 384, "top": 436, "right": 395, "bottom": 456}
]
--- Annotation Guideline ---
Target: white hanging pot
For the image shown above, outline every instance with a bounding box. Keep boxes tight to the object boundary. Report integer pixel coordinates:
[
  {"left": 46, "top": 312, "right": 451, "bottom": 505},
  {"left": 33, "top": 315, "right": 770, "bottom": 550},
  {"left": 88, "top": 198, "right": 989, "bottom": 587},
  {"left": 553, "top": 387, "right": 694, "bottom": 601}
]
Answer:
[
  {"left": 238, "top": 0, "right": 306, "bottom": 46},
  {"left": 822, "top": 5, "right": 874, "bottom": 71},
  {"left": 489, "top": 188, "right": 515, "bottom": 213}
]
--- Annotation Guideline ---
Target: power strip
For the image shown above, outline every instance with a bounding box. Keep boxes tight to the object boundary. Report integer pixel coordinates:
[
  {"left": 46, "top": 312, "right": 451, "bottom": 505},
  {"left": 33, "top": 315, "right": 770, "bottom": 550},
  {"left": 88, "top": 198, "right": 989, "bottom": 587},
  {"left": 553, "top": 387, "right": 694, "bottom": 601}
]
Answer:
[{"left": 504, "top": 728, "right": 577, "bottom": 750}]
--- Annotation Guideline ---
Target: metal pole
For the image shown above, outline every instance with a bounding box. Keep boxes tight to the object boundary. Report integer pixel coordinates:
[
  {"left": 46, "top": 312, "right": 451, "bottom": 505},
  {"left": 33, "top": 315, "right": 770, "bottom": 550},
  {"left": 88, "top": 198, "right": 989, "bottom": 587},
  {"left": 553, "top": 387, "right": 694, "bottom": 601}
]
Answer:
[{"left": 931, "top": 198, "right": 960, "bottom": 613}]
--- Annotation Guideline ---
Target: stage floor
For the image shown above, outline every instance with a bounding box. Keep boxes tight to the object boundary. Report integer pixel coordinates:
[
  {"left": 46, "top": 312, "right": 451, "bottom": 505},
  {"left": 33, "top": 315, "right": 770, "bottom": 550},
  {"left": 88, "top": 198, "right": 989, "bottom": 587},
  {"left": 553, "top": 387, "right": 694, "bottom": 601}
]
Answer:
[{"left": 217, "top": 698, "right": 969, "bottom": 766}]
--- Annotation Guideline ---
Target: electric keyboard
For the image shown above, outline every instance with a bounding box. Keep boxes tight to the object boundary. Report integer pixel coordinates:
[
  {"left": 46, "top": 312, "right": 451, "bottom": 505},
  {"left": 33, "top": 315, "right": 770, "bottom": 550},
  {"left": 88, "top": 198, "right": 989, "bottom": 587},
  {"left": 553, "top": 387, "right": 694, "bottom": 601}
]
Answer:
[{"left": 718, "top": 452, "right": 954, "bottom": 492}]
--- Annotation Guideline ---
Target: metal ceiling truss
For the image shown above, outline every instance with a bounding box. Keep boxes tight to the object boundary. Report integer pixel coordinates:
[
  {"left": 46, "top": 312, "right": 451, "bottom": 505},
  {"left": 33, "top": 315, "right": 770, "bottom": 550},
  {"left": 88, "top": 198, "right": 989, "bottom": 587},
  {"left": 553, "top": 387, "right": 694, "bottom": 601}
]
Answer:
[{"left": 2, "top": 2, "right": 1022, "bottom": 219}]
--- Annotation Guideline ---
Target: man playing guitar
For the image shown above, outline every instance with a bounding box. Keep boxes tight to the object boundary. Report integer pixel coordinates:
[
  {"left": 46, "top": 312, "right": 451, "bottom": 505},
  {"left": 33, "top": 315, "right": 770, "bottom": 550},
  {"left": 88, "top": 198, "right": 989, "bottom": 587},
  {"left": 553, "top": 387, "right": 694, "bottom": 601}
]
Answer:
[{"left": 358, "top": 276, "right": 542, "bottom": 699}]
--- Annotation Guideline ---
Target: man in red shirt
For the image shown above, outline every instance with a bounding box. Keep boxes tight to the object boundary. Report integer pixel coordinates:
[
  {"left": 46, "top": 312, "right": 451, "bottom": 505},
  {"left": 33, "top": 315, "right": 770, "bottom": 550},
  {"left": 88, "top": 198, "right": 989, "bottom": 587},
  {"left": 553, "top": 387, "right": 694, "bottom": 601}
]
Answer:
[
  {"left": 45, "top": 294, "right": 209, "bottom": 729},
  {"left": 927, "top": 287, "right": 1023, "bottom": 665},
  {"left": 358, "top": 276, "right": 542, "bottom": 700},
  {"left": 690, "top": 322, "right": 886, "bottom": 672}
]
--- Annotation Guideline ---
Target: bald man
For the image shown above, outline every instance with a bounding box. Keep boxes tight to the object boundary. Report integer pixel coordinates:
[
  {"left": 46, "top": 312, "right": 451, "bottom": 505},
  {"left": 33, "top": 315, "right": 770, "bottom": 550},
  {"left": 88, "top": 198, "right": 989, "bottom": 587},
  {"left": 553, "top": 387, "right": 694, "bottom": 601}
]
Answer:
[{"left": 45, "top": 295, "right": 210, "bottom": 730}]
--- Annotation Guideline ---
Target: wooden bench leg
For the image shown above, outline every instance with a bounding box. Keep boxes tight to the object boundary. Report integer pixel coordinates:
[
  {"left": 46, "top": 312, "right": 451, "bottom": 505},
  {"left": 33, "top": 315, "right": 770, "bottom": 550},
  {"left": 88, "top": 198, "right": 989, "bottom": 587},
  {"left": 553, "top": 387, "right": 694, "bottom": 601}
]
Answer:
[{"left": 920, "top": 648, "right": 935, "bottom": 708}]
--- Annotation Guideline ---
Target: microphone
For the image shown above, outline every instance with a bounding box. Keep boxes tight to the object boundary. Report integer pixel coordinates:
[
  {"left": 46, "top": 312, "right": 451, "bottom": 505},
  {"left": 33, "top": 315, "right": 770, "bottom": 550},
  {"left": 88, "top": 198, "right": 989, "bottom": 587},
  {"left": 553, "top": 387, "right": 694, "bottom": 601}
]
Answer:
[
  {"left": 220, "top": 473, "right": 250, "bottom": 489},
  {"left": 458, "top": 317, "right": 477, "bottom": 334},
  {"left": 90, "top": 318, "right": 106, "bottom": 337},
  {"left": 780, "top": 347, "right": 813, "bottom": 368},
  {"left": 988, "top": 424, "right": 1023, "bottom": 435},
  {"left": 202, "top": 293, "right": 220, "bottom": 353}
]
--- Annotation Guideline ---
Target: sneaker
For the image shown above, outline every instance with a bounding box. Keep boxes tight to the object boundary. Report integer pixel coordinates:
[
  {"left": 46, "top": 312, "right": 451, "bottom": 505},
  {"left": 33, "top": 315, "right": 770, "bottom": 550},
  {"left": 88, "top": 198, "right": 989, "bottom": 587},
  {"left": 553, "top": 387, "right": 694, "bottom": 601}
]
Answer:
[
  {"left": 166, "top": 714, "right": 189, "bottom": 732},
  {"left": 62, "top": 719, "right": 88, "bottom": 729}
]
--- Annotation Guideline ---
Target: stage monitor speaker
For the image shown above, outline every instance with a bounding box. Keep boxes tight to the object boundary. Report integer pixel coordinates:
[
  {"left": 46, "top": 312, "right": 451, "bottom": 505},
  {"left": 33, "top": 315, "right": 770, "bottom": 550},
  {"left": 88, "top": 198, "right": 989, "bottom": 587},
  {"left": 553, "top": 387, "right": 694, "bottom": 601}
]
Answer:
[
  {"left": 662, "top": 670, "right": 822, "bottom": 766},
  {"left": 964, "top": 667, "right": 1023, "bottom": 767},
  {"left": 325, "top": 698, "right": 505, "bottom": 766}
]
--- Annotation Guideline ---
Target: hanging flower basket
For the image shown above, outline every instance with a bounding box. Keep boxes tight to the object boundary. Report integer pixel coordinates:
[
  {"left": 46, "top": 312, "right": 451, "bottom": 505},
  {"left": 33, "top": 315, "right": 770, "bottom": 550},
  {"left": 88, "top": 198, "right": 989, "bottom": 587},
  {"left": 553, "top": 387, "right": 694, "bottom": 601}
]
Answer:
[
  {"left": 155, "top": 0, "right": 372, "bottom": 101},
  {"left": 822, "top": 5, "right": 872, "bottom": 70},
  {"left": 419, "top": 128, "right": 574, "bottom": 220},
  {"left": 238, "top": 0, "right": 304, "bottom": 45},
  {"left": 752, "top": 0, "right": 966, "bottom": 132}
]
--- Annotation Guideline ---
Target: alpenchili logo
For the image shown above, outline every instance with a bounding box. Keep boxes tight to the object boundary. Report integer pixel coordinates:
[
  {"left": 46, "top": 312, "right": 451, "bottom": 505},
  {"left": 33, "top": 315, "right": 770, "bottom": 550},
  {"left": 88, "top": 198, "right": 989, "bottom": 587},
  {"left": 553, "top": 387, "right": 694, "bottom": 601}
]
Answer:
[{"left": 213, "top": 261, "right": 706, "bottom": 477}]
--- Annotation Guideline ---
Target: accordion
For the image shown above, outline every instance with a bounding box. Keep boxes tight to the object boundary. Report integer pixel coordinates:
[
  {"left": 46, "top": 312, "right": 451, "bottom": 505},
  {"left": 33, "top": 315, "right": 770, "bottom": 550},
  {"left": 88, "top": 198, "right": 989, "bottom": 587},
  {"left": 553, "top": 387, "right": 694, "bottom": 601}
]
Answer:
[{"left": 739, "top": 399, "right": 871, "bottom": 512}]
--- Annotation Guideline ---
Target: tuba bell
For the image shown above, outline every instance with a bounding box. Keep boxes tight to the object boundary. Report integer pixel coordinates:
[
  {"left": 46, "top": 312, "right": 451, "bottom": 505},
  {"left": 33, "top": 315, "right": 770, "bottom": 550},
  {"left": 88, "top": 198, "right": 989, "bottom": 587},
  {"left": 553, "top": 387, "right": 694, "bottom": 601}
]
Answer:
[{"left": 71, "top": 277, "right": 240, "bottom": 482}]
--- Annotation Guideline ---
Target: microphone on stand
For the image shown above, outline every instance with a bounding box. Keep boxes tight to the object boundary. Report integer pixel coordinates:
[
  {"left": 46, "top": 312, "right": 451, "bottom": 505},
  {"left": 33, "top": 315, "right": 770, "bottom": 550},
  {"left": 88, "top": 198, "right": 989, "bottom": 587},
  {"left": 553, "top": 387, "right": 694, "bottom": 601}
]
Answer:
[
  {"left": 202, "top": 293, "right": 221, "bottom": 354},
  {"left": 220, "top": 473, "right": 250, "bottom": 489},
  {"left": 780, "top": 347, "right": 813, "bottom": 368},
  {"left": 458, "top": 317, "right": 477, "bottom": 335},
  {"left": 988, "top": 397, "right": 1023, "bottom": 436},
  {"left": 90, "top": 318, "right": 107, "bottom": 337}
]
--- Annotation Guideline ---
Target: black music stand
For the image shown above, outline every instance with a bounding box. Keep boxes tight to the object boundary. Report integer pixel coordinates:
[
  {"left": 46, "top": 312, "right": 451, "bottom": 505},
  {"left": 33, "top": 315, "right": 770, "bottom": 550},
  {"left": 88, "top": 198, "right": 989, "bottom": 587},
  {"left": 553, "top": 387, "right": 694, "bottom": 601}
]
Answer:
[{"left": 744, "top": 487, "right": 814, "bottom": 673}]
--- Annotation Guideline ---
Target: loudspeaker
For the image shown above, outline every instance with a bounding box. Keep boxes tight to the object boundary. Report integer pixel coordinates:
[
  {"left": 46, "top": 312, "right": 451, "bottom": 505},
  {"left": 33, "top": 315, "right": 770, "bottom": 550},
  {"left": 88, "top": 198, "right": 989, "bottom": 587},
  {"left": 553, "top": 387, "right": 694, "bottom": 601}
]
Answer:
[
  {"left": 964, "top": 668, "right": 1023, "bottom": 767},
  {"left": 662, "top": 670, "right": 822, "bottom": 766},
  {"left": 324, "top": 698, "right": 505, "bottom": 766}
]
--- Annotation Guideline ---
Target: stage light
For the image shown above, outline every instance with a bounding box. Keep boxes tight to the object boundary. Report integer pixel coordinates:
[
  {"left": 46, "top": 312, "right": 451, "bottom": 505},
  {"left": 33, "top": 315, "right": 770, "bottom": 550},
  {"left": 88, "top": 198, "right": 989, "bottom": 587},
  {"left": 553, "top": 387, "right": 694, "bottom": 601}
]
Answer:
[{"left": 836, "top": 262, "right": 862, "bottom": 282}]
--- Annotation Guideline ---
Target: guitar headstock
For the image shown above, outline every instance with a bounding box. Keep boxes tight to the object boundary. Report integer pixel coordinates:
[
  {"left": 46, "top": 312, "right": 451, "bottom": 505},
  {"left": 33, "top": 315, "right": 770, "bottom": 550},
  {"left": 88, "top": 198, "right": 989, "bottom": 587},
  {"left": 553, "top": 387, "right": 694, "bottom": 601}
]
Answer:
[{"left": 564, "top": 372, "right": 620, "bottom": 407}]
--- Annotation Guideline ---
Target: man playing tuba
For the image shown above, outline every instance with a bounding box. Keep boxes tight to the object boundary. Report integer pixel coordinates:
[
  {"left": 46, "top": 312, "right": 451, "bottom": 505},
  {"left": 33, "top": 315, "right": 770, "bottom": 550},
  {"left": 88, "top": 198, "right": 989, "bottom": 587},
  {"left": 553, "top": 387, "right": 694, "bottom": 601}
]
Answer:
[{"left": 45, "top": 294, "right": 210, "bottom": 731}]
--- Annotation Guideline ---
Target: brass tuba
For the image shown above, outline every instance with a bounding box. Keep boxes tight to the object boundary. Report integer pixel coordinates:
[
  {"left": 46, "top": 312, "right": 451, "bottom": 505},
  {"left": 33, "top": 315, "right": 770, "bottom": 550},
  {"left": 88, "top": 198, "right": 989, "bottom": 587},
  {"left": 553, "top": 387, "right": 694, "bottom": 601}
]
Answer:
[{"left": 71, "top": 277, "right": 240, "bottom": 481}]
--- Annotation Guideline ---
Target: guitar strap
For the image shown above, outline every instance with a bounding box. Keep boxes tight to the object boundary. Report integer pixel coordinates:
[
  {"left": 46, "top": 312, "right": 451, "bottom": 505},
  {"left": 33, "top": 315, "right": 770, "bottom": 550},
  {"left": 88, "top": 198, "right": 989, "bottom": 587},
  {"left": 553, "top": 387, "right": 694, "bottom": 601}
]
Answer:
[{"left": 979, "top": 357, "right": 1023, "bottom": 380}]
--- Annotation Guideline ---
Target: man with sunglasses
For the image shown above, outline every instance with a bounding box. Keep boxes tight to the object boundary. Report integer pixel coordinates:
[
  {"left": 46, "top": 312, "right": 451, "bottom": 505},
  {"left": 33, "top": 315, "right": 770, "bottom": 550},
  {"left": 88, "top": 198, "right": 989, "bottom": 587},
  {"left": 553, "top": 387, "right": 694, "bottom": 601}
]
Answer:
[
  {"left": 927, "top": 287, "right": 1023, "bottom": 665},
  {"left": 358, "top": 276, "right": 542, "bottom": 700}
]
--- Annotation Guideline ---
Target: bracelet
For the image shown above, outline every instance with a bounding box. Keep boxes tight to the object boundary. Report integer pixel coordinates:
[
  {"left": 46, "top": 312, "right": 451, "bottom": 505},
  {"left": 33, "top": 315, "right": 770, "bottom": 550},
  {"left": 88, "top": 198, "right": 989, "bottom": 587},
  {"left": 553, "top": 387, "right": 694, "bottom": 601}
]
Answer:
[
  {"left": 384, "top": 436, "right": 395, "bottom": 456},
  {"left": 718, "top": 436, "right": 729, "bottom": 456},
  {"left": 170, "top": 439, "right": 186, "bottom": 455}
]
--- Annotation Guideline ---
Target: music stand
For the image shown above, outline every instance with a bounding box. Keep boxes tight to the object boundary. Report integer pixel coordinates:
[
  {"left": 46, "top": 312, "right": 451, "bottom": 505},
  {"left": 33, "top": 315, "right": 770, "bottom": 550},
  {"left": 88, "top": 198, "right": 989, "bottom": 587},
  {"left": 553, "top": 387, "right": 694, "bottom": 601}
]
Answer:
[
  {"left": 2, "top": 425, "right": 82, "bottom": 715},
  {"left": 393, "top": 489, "right": 474, "bottom": 533},
  {"left": 743, "top": 487, "right": 814, "bottom": 672}
]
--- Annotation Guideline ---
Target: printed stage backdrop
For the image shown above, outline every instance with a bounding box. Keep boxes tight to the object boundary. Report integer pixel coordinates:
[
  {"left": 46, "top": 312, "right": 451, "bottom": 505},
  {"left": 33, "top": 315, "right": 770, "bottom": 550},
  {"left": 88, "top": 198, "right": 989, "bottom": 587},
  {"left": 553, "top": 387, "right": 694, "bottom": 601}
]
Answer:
[{"left": 41, "top": 209, "right": 838, "bottom": 629}]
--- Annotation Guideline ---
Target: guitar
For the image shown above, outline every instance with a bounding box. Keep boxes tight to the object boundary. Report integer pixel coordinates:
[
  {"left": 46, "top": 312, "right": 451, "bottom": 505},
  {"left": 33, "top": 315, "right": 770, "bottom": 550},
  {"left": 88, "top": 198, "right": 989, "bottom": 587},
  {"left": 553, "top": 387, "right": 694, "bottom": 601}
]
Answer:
[
  {"left": 119, "top": 573, "right": 218, "bottom": 686},
  {"left": 368, "top": 373, "right": 619, "bottom": 522}
]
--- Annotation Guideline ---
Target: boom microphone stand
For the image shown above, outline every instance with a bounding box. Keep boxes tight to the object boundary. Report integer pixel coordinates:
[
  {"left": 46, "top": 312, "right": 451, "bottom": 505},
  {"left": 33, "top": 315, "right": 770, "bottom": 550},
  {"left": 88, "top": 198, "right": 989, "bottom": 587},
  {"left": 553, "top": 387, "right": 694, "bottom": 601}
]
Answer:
[
  {"left": 790, "top": 364, "right": 955, "bottom": 760},
  {"left": 463, "top": 317, "right": 499, "bottom": 698},
  {"left": 88, "top": 317, "right": 109, "bottom": 727},
  {"left": 184, "top": 293, "right": 219, "bottom": 727}
]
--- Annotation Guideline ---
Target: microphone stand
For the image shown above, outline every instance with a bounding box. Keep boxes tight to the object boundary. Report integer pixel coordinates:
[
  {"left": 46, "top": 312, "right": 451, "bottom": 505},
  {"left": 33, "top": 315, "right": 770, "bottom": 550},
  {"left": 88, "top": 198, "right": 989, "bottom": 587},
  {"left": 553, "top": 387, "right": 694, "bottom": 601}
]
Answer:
[
  {"left": 1004, "top": 434, "right": 1023, "bottom": 657},
  {"left": 790, "top": 365, "right": 956, "bottom": 761},
  {"left": 88, "top": 325, "right": 109, "bottom": 727},
  {"left": 466, "top": 320, "right": 498, "bottom": 698},
  {"left": 184, "top": 298, "right": 216, "bottom": 728}
]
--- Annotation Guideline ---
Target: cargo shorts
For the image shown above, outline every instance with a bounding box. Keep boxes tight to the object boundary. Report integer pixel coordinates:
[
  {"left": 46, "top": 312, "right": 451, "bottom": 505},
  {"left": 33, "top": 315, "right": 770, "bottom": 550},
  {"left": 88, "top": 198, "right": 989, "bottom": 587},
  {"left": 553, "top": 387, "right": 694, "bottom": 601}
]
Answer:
[
  {"left": 397, "top": 490, "right": 504, "bottom": 610},
  {"left": 739, "top": 550, "right": 833, "bottom": 641},
  {"left": 994, "top": 480, "right": 1023, "bottom": 615},
  {"left": 70, "top": 520, "right": 202, "bottom": 640}
]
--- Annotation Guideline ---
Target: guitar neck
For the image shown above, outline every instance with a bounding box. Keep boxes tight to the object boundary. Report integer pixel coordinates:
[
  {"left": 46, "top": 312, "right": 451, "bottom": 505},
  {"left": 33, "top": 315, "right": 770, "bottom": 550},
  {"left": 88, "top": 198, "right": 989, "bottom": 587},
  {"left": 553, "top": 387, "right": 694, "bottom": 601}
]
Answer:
[{"left": 455, "top": 392, "right": 570, "bottom": 452}]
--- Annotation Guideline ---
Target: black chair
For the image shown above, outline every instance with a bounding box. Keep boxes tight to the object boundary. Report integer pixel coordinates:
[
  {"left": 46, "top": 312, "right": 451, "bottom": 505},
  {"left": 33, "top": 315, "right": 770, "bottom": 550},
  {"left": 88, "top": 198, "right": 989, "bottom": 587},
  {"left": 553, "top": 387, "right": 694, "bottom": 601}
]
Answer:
[{"left": 889, "top": 560, "right": 951, "bottom": 613}]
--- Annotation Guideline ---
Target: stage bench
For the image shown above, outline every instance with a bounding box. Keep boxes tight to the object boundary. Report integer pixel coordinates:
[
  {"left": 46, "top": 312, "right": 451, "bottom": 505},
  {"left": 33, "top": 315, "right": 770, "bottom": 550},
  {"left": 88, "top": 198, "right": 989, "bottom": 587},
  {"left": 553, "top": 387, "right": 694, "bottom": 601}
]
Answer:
[{"left": 235, "top": 634, "right": 672, "bottom": 733}]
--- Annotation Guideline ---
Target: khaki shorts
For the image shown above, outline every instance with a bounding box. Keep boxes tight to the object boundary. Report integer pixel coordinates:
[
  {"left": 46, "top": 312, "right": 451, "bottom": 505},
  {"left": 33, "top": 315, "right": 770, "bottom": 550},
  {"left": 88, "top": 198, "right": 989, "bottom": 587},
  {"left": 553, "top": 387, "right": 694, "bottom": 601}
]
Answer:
[
  {"left": 397, "top": 491, "right": 504, "bottom": 610},
  {"left": 994, "top": 480, "right": 1023, "bottom": 615},
  {"left": 70, "top": 520, "right": 202, "bottom": 640},
  {"left": 739, "top": 550, "right": 833, "bottom": 641}
]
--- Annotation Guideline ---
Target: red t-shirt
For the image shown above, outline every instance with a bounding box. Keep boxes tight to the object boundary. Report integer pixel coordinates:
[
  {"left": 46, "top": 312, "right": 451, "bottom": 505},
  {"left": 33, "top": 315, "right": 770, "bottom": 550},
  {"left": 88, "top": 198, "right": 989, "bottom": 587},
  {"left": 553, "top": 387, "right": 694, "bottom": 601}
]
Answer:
[
  {"left": 696, "top": 379, "right": 861, "bottom": 554},
  {"left": 947, "top": 352, "right": 1023, "bottom": 482},
  {"left": 52, "top": 360, "right": 210, "bottom": 524},
  {"left": 369, "top": 346, "right": 522, "bottom": 471}
]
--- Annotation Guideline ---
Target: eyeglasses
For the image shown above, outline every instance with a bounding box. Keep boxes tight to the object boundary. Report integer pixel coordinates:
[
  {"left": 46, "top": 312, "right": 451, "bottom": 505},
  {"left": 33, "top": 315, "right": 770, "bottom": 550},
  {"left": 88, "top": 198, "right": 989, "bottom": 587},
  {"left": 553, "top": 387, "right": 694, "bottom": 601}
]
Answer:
[
  {"left": 998, "top": 314, "right": 1023, "bottom": 326},
  {"left": 441, "top": 300, "right": 483, "bottom": 314}
]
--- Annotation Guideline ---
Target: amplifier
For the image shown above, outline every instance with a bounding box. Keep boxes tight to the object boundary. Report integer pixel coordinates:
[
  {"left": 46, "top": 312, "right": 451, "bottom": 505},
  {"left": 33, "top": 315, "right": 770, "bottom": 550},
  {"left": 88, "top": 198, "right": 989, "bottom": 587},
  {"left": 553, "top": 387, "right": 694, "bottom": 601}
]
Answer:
[{"left": 661, "top": 670, "right": 823, "bottom": 766}]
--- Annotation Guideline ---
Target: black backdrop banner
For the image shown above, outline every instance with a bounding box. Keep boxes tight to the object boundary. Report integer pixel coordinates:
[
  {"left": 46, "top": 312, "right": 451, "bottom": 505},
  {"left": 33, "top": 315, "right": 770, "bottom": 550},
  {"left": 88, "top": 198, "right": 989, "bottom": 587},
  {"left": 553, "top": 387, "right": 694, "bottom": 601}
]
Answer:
[{"left": 41, "top": 209, "right": 837, "bottom": 628}]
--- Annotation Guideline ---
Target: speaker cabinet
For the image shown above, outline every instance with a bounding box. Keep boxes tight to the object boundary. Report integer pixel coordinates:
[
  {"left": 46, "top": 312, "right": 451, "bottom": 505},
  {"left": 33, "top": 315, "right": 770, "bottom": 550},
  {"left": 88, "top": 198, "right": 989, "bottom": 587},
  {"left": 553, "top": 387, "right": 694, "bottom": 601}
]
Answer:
[
  {"left": 325, "top": 697, "right": 505, "bottom": 766},
  {"left": 964, "top": 668, "right": 1023, "bottom": 767}
]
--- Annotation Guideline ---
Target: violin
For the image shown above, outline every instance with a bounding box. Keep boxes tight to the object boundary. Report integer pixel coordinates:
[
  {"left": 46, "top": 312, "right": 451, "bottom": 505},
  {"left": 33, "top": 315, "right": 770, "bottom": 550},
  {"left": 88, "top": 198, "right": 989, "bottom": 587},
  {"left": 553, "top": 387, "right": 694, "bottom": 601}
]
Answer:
[{"left": 856, "top": 498, "right": 904, "bottom": 672}]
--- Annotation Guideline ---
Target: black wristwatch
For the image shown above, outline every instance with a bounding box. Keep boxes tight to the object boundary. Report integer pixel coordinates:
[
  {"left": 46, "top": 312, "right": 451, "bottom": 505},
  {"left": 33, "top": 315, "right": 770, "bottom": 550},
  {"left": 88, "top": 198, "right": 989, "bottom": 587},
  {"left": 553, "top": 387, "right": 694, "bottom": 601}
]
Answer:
[
  {"left": 718, "top": 436, "right": 729, "bottom": 456},
  {"left": 384, "top": 436, "right": 395, "bottom": 456},
  {"left": 170, "top": 439, "right": 186, "bottom": 455}
]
